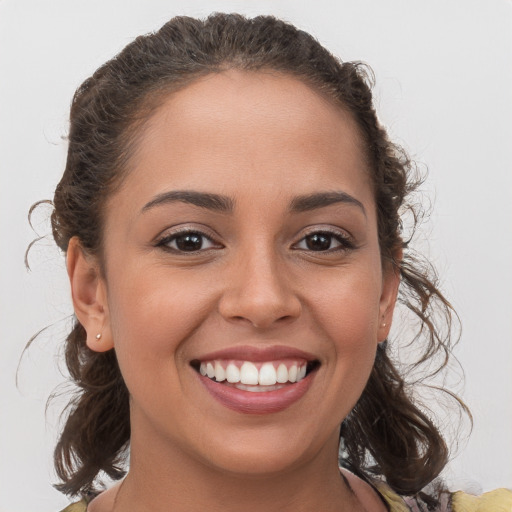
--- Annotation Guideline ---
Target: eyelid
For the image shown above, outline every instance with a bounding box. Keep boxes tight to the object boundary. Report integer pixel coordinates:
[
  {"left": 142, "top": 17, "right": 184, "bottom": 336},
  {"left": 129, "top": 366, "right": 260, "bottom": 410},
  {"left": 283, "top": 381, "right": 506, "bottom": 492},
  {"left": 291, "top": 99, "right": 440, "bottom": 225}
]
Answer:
[
  {"left": 154, "top": 224, "right": 223, "bottom": 251},
  {"left": 295, "top": 224, "right": 354, "bottom": 242},
  {"left": 292, "top": 225, "right": 356, "bottom": 251}
]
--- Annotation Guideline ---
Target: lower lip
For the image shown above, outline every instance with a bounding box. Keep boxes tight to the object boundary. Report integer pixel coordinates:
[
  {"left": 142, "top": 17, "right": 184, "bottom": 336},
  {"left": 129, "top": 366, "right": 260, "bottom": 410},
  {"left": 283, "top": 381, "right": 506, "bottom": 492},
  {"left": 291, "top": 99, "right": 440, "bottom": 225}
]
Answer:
[{"left": 197, "top": 371, "right": 316, "bottom": 414}]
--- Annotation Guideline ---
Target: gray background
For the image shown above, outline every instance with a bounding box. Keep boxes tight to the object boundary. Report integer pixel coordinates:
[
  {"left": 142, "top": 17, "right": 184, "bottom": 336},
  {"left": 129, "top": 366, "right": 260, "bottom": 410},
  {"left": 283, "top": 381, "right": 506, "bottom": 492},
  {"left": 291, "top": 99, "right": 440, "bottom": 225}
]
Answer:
[{"left": 1, "top": 1, "right": 511, "bottom": 510}]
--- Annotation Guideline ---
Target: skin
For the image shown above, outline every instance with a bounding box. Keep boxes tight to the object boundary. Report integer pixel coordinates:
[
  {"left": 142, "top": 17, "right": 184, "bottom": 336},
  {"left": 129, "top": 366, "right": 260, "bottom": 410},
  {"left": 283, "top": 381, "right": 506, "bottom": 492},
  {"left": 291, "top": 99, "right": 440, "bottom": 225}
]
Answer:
[{"left": 67, "top": 70, "right": 399, "bottom": 512}]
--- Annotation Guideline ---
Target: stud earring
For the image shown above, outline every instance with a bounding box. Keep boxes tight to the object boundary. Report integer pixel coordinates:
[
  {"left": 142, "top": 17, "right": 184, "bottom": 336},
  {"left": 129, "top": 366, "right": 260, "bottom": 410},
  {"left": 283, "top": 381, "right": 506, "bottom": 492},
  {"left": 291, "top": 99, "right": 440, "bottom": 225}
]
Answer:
[
  {"left": 95, "top": 333, "right": 102, "bottom": 340},
  {"left": 381, "top": 322, "right": 387, "bottom": 328}
]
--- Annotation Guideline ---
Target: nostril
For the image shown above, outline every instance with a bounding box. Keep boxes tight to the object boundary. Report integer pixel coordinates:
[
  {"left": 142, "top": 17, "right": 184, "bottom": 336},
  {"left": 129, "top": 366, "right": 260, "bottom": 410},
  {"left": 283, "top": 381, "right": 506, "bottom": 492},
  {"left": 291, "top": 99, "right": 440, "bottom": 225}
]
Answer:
[
  {"left": 277, "top": 314, "right": 297, "bottom": 323},
  {"left": 251, "top": 314, "right": 299, "bottom": 330}
]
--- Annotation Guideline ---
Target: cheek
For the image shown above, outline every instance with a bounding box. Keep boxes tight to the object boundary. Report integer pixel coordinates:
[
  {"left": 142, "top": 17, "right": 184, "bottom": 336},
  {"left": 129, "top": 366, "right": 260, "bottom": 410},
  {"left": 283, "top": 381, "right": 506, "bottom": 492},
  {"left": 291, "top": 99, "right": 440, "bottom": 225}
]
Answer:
[
  {"left": 106, "top": 268, "right": 215, "bottom": 365},
  {"left": 305, "top": 263, "right": 382, "bottom": 399},
  {"left": 308, "top": 265, "right": 382, "bottom": 344}
]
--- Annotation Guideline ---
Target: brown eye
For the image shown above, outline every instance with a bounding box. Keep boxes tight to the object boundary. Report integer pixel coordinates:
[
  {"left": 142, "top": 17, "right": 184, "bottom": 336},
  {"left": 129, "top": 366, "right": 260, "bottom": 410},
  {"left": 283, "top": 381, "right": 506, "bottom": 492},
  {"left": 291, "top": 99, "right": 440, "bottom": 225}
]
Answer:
[
  {"left": 294, "top": 230, "right": 354, "bottom": 252},
  {"left": 174, "top": 233, "right": 204, "bottom": 251},
  {"left": 304, "top": 233, "right": 332, "bottom": 251},
  {"left": 157, "top": 231, "right": 219, "bottom": 252}
]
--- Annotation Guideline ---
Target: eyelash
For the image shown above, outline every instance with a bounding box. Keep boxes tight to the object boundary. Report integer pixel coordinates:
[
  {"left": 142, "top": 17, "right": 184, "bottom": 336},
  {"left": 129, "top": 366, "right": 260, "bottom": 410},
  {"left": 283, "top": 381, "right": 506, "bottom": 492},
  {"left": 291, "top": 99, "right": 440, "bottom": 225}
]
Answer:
[
  {"left": 155, "top": 229, "right": 221, "bottom": 253},
  {"left": 155, "top": 228, "right": 355, "bottom": 254},
  {"left": 292, "top": 229, "right": 355, "bottom": 253}
]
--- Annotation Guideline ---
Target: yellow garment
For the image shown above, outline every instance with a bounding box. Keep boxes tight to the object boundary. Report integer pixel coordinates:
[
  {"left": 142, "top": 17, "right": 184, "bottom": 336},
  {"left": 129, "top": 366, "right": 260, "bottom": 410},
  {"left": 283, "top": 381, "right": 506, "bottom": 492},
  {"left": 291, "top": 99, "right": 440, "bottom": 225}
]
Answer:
[
  {"left": 377, "top": 485, "right": 416, "bottom": 512},
  {"left": 61, "top": 488, "right": 512, "bottom": 511},
  {"left": 377, "top": 484, "right": 512, "bottom": 512},
  {"left": 451, "top": 488, "right": 512, "bottom": 511},
  {"left": 60, "top": 501, "right": 87, "bottom": 512}
]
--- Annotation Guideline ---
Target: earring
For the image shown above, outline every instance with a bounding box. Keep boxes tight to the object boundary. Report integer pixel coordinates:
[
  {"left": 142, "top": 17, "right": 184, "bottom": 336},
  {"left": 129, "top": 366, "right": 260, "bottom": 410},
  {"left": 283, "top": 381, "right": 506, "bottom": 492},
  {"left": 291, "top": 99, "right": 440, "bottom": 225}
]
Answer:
[
  {"left": 95, "top": 333, "right": 102, "bottom": 340},
  {"left": 381, "top": 322, "right": 386, "bottom": 328}
]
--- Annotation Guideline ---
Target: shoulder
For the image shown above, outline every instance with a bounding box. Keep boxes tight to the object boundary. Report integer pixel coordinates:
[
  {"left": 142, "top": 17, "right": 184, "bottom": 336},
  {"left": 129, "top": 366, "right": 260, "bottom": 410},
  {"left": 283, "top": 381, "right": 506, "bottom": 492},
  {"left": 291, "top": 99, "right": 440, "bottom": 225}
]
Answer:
[
  {"left": 58, "top": 486, "right": 512, "bottom": 512},
  {"left": 59, "top": 499, "right": 88, "bottom": 512},
  {"left": 59, "top": 481, "right": 121, "bottom": 512},
  {"left": 451, "top": 488, "right": 512, "bottom": 511},
  {"left": 374, "top": 482, "right": 447, "bottom": 512},
  {"left": 375, "top": 481, "right": 512, "bottom": 512}
]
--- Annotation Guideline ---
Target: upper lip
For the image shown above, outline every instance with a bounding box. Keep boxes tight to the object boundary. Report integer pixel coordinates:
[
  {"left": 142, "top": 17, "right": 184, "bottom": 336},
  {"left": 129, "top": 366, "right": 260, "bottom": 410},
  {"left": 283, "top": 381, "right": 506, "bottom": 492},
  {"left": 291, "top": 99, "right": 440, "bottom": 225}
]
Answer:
[{"left": 192, "top": 345, "right": 318, "bottom": 363}]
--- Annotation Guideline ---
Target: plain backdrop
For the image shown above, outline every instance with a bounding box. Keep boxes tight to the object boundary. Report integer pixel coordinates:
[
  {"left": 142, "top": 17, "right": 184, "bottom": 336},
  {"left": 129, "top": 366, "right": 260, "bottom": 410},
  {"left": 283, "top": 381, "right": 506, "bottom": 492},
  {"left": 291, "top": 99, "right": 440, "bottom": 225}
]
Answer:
[{"left": 1, "top": 1, "right": 511, "bottom": 511}]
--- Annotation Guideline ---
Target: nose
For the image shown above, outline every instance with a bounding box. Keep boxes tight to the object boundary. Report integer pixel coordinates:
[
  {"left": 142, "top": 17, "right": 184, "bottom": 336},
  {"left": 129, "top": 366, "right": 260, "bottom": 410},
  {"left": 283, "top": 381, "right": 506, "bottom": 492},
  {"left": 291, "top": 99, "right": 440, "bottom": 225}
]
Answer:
[{"left": 218, "top": 248, "right": 302, "bottom": 329}]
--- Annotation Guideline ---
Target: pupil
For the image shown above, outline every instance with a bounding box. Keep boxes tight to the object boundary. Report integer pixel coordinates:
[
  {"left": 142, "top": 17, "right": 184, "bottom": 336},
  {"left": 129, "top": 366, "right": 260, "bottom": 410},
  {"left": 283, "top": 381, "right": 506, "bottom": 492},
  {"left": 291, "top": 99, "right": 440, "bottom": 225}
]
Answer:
[
  {"left": 176, "top": 234, "right": 202, "bottom": 251},
  {"left": 306, "top": 234, "right": 331, "bottom": 251}
]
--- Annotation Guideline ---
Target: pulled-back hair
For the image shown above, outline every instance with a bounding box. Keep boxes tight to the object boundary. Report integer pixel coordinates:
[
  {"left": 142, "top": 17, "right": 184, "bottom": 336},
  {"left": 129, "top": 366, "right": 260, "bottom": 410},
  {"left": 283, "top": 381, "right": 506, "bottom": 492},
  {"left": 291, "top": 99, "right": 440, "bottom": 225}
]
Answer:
[{"left": 49, "top": 12, "right": 466, "bottom": 500}]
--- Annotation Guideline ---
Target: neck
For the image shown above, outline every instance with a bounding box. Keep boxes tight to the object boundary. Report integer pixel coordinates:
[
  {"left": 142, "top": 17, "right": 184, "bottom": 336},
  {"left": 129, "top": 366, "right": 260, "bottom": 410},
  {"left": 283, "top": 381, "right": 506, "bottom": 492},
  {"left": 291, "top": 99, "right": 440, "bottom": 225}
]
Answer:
[{"left": 115, "top": 430, "right": 364, "bottom": 512}]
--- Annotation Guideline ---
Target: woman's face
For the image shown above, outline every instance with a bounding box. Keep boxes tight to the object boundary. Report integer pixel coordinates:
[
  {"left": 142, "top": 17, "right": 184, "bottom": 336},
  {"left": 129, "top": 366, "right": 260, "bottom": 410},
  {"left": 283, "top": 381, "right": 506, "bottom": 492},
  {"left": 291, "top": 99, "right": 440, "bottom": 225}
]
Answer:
[{"left": 91, "top": 70, "right": 398, "bottom": 475}]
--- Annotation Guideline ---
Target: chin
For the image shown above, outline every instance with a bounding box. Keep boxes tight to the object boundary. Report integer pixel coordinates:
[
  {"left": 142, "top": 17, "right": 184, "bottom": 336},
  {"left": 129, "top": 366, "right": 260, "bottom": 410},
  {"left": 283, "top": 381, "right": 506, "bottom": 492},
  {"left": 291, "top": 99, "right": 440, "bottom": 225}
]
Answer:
[
  {"left": 194, "top": 424, "right": 337, "bottom": 478},
  {"left": 203, "top": 446, "right": 309, "bottom": 477}
]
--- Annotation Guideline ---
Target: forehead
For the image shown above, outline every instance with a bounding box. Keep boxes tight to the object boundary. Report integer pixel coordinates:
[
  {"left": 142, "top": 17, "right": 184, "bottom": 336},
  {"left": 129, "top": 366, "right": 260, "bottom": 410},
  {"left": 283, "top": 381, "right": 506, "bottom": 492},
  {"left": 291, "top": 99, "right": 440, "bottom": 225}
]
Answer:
[
  {"left": 116, "top": 70, "right": 373, "bottom": 215},
  {"left": 136, "top": 69, "right": 364, "bottom": 158}
]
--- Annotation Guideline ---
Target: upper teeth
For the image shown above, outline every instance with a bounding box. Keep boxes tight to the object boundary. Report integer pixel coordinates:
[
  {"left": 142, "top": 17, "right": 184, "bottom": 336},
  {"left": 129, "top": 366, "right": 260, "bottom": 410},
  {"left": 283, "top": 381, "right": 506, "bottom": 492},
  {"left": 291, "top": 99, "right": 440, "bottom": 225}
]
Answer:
[{"left": 199, "top": 361, "right": 307, "bottom": 385}]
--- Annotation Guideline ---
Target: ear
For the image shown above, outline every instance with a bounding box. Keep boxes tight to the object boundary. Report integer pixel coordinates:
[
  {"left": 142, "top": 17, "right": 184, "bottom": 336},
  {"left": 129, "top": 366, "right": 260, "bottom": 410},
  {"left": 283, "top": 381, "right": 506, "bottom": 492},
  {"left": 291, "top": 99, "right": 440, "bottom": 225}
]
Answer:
[
  {"left": 66, "top": 236, "right": 113, "bottom": 352},
  {"left": 377, "top": 249, "right": 402, "bottom": 342}
]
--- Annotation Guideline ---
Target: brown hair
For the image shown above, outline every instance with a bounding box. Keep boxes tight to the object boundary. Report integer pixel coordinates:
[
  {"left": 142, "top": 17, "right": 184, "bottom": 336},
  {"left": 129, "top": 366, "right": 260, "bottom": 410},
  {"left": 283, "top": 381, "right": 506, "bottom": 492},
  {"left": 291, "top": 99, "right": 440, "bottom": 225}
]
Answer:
[{"left": 47, "top": 13, "right": 467, "bottom": 500}]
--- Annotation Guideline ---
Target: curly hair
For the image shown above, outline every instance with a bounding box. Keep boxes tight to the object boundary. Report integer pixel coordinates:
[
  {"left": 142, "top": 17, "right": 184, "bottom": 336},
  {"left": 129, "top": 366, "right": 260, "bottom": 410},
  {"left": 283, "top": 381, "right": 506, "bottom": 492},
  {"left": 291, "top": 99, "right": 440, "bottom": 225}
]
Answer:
[{"left": 45, "top": 12, "right": 467, "bottom": 500}]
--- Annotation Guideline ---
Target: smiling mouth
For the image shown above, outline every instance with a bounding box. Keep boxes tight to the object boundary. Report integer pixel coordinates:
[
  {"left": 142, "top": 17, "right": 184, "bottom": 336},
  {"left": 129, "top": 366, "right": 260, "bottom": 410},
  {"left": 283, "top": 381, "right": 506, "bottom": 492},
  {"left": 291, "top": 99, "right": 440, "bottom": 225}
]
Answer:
[{"left": 191, "top": 359, "right": 320, "bottom": 392}]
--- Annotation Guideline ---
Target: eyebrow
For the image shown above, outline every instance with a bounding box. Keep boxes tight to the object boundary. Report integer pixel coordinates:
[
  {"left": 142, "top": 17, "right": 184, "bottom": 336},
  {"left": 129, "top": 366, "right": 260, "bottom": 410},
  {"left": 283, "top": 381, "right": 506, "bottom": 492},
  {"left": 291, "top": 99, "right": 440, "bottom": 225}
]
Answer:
[
  {"left": 141, "top": 189, "right": 366, "bottom": 216},
  {"left": 142, "top": 190, "right": 234, "bottom": 213},
  {"left": 289, "top": 191, "right": 366, "bottom": 216}
]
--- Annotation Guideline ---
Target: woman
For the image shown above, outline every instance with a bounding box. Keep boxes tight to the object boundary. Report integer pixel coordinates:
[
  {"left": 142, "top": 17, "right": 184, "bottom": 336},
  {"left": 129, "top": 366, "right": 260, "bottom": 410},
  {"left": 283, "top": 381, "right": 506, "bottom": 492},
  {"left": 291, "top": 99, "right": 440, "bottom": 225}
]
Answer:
[{"left": 44, "top": 13, "right": 510, "bottom": 512}]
